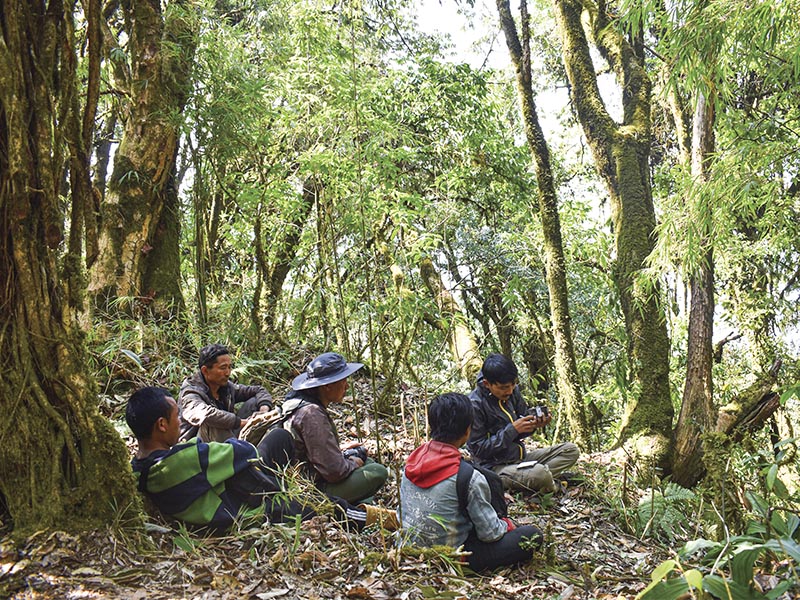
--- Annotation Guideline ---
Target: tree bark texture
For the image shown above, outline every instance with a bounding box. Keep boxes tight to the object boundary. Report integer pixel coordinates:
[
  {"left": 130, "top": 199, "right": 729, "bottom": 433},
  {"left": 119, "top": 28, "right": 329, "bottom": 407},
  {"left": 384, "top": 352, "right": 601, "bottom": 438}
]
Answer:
[
  {"left": 552, "top": 0, "right": 672, "bottom": 458},
  {"left": 88, "top": 0, "right": 196, "bottom": 312},
  {"left": 420, "top": 257, "right": 483, "bottom": 383},
  {"left": 671, "top": 91, "right": 717, "bottom": 487},
  {"left": 0, "top": 0, "right": 141, "bottom": 534},
  {"left": 496, "top": 0, "right": 590, "bottom": 449}
]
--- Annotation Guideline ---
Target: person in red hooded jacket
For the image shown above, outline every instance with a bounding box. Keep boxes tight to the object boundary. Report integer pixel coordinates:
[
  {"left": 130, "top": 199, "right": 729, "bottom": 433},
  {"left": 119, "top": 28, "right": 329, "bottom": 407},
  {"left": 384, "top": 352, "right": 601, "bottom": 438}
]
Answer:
[{"left": 399, "top": 393, "right": 542, "bottom": 571}]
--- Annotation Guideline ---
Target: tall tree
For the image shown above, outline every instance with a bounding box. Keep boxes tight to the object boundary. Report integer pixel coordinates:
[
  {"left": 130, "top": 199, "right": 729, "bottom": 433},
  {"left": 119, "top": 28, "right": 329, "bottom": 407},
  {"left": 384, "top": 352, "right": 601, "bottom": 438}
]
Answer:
[
  {"left": 551, "top": 0, "right": 673, "bottom": 459},
  {"left": 87, "top": 0, "right": 197, "bottom": 314},
  {"left": 672, "top": 88, "right": 716, "bottom": 486},
  {"left": 496, "top": 0, "right": 590, "bottom": 449},
  {"left": 0, "top": 0, "right": 140, "bottom": 533}
]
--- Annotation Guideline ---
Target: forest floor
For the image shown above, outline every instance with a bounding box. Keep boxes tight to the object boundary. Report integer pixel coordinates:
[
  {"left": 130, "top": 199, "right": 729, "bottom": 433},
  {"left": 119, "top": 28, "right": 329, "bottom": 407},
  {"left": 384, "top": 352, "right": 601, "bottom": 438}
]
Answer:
[{"left": 1, "top": 387, "right": 672, "bottom": 600}]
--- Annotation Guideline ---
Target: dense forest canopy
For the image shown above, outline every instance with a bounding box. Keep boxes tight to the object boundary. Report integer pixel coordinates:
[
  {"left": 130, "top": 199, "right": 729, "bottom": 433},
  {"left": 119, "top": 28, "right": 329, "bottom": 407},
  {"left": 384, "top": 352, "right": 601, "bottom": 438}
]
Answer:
[{"left": 1, "top": 0, "right": 799, "bottom": 597}]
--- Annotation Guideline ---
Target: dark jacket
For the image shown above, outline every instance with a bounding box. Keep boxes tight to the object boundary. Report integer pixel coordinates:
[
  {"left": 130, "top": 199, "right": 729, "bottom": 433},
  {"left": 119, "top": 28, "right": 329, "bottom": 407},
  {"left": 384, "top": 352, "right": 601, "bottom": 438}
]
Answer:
[
  {"left": 178, "top": 371, "right": 272, "bottom": 442},
  {"left": 284, "top": 390, "right": 357, "bottom": 484},
  {"left": 466, "top": 371, "right": 530, "bottom": 468}
]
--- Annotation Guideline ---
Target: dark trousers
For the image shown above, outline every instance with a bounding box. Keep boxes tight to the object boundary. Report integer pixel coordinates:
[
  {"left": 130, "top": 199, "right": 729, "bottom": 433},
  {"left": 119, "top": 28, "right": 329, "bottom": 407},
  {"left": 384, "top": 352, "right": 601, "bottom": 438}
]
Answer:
[
  {"left": 464, "top": 524, "right": 542, "bottom": 572},
  {"left": 255, "top": 429, "right": 367, "bottom": 530}
]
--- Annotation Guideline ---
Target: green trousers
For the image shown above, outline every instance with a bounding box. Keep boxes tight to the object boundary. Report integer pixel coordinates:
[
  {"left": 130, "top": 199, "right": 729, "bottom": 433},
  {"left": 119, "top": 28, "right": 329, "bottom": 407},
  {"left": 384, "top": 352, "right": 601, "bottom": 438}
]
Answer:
[{"left": 321, "top": 458, "right": 389, "bottom": 504}]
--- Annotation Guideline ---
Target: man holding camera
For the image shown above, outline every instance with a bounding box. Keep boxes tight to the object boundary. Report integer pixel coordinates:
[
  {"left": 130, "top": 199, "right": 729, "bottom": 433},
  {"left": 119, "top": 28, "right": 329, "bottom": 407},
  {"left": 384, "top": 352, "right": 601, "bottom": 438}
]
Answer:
[{"left": 467, "top": 353, "right": 579, "bottom": 495}]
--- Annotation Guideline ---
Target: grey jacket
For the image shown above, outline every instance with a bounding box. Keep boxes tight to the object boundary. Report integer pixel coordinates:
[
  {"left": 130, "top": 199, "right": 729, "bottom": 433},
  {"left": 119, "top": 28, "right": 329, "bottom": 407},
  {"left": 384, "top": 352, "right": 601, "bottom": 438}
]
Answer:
[
  {"left": 400, "top": 467, "right": 506, "bottom": 547},
  {"left": 178, "top": 371, "right": 272, "bottom": 442}
]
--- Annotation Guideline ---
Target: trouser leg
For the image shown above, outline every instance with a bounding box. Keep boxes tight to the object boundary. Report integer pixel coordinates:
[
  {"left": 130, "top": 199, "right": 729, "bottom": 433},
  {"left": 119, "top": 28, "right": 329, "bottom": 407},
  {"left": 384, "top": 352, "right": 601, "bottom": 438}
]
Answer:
[
  {"left": 321, "top": 459, "right": 389, "bottom": 504},
  {"left": 463, "top": 524, "right": 542, "bottom": 571},
  {"left": 256, "top": 428, "right": 295, "bottom": 473},
  {"left": 524, "top": 442, "right": 579, "bottom": 475},
  {"left": 493, "top": 462, "right": 555, "bottom": 493},
  {"left": 266, "top": 494, "right": 368, "bottom": 531},
  {"left": 493, "top": 442, "right": 580, "bottom": 493}
]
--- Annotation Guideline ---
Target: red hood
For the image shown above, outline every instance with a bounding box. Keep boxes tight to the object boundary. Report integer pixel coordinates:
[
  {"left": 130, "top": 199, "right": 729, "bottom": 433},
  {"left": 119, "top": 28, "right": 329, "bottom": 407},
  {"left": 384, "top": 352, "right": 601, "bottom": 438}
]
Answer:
[{"left": 404, "top": 441, "right": 462, "bottom": 488}]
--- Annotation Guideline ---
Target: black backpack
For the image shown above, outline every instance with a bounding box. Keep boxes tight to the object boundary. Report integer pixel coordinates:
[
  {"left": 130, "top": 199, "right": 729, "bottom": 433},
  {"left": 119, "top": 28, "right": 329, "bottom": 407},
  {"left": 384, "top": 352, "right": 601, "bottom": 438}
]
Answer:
[{"left": 455, "top": 459, "right": 508, "bottom": 519}]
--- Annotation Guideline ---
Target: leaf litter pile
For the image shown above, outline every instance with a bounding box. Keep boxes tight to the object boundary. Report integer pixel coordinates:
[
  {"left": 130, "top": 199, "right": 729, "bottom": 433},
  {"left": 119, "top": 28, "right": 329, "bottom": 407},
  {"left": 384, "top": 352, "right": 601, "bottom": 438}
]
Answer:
[{"left": 1, "top": 386, "right": 672, "bottom": 599}]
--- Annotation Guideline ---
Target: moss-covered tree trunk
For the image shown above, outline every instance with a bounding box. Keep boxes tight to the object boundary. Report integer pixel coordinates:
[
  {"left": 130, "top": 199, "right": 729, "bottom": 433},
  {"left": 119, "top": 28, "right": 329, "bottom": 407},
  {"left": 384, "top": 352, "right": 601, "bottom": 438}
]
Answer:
[
  {"left": 0, "top": 0, "right": 141, "bottom": 535},
  {"left": 552, "top": 0, "right": 672, "bottom": 460},
  {"left": 87, "top": 0, "right": 196, "bottom": 313},
  {"left": 496, "top": 0, "right": 590, "bottom": 449}
]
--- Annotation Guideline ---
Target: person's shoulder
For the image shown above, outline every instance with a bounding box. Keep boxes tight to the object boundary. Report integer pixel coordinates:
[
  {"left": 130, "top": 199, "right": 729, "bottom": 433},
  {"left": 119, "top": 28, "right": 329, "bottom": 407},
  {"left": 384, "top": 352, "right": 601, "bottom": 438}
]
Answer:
[{"left": 180, "top": 372, "right": 206, "bottom": 394}]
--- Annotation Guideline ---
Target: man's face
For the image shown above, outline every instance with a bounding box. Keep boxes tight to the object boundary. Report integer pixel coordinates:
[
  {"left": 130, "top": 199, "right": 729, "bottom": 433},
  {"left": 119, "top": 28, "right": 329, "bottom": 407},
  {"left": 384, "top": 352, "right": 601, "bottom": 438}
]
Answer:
[
  {"left": 201, "top": 354, "right": 232, "bottom": 389},
  {"left": 320, "top": 378, "right": 349, "bottom": 404},
  {"left": 483, "top": 380, "right": 516, "bottom": 403},
  {"left": 163, "top": 396, "right": 181, "bottom": 446}
]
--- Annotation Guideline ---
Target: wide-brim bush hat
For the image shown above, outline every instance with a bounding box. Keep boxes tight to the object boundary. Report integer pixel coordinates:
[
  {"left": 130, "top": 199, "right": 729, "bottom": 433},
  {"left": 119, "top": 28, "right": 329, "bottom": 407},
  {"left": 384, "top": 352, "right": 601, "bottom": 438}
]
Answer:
[{"left": 291, "top": 352, "right": 364, "bottom": 390}]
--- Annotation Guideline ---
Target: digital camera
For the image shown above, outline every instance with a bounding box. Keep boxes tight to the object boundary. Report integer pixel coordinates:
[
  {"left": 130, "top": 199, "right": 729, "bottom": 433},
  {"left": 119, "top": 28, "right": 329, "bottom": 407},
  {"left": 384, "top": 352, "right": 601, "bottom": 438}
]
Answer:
[{"left": 527, "top": 404, "right": 550, "bottom": 419}]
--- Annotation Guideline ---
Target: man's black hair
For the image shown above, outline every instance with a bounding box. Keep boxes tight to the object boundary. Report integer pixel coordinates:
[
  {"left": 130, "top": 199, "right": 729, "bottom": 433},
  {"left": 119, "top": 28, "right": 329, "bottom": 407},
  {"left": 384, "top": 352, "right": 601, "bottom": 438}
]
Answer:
[
  {"left": 126, "top": 386, "right": 173, "bottom": 439},
  {"left": 481, "top": 353, "right": 518, "bottom": 385},
  {"left": 198, "top": 343, "right": 230, "bottom": 369},
  {"left": 428, "top": 393, "right": 473, "bottom": 444}
]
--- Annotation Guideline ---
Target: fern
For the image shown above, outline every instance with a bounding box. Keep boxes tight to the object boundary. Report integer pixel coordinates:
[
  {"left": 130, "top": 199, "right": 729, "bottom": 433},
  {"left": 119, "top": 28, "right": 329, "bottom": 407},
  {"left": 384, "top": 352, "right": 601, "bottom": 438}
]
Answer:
[{"left": 637, "top": 482, "right": 695, "bottom": 541}]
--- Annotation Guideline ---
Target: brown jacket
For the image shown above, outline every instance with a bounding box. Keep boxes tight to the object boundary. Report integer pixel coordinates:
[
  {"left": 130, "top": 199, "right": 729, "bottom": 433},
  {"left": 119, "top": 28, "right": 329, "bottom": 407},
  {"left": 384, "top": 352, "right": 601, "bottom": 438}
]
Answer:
[
  {"left": 285, "top": 391, "right": 356, "bottom": 483},
  {"left": 178, "top": 370, "right": 272, "bottom": 442}
]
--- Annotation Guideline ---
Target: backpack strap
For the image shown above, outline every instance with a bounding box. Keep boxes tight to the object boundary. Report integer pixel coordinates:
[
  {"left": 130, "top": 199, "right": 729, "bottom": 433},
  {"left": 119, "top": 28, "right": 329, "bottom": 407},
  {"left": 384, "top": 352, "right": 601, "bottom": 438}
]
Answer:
[
  {"left": 456, "top": 459, "right": 474, "bottom": 515},
  {"left": 457, "top": 460, "right": 509, "bottom": 519}
]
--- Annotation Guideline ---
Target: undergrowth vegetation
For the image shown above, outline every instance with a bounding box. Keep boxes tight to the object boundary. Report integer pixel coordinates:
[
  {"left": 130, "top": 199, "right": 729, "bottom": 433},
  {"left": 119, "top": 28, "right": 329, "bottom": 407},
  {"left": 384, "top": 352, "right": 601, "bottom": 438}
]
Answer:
[{"left": 86, "top": 315, "right": 800, "bottom": 599}]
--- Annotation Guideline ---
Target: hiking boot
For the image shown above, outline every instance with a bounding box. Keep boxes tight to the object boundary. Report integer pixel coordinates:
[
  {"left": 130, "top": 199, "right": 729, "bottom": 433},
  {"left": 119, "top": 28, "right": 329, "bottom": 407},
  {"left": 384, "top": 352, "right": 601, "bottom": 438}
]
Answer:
[{"left": 358, "top": 504, "right": 400, "bottom": 531}]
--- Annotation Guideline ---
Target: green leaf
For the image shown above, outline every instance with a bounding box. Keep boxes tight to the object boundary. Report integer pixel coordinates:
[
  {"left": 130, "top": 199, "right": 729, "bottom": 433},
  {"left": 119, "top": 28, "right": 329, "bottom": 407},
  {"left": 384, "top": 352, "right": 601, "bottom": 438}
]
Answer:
[
  {"left": 730, "top": 545, "right": 764, "bottom": 586},
  {"left": 651, "top": 559, "right": 679, "bottom": 581},
  {"left": 120, "top": 348, "right": 144, "bottom": 369},
  {"left": 684, "top": 569, "right": 704, "bottom": 590},
  {"left": 637, "top": 577, "right": 691, "bottom": 600},
  {"left": 680, "top": 538, "right": 720, "bottom": 558},
  {"left": 763, "top": 538, "right": 800, "bottom": 563},
  {"left": 766, "top": 464, "right": 778, "bottom": 491},
  {"left": 703, "top": 574, "right": 766, "bottom": 600},
  {"left": 173, "top": 534, "right": 196, "bottom": 553}
]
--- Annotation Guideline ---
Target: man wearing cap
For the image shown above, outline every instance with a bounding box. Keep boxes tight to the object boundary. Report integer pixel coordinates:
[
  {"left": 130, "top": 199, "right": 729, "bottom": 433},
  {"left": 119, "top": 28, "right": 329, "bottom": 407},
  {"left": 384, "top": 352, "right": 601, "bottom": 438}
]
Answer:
[
  {"left": 178, "top": 343, "right": 274, "bottom": 443},
  {"left": 285, "top": 352, "right": 389, "bottom": 504}
]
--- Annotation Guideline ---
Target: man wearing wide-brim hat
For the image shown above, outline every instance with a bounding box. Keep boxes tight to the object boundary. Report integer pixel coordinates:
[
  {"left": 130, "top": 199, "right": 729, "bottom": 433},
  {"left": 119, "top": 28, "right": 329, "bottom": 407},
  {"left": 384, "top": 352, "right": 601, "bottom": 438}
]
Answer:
[{"left": 284, "top": 352, "right": 388, "bottom": 504}]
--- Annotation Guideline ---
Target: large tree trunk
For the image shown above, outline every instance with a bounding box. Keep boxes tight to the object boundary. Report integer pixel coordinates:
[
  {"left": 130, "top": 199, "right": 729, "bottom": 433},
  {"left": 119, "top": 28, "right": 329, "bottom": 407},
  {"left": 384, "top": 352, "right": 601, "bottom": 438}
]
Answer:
[
  {"left": 552, "top": 0, "right": 672, "bottom": 460},
  {"left": 671, "top": 91, "right": 717, "bottom": 486},
  {"left": 496, "top": 0, "right": 590, "bottom": 449},
  {"left": 87, "top": 0, "right": 196, "bottom": 312},
  {"left": 140, "top": 152, "right": 186, "bottom": 315},
  {"left": 0, "top": 0, "right": 141, "bottom": 534}
]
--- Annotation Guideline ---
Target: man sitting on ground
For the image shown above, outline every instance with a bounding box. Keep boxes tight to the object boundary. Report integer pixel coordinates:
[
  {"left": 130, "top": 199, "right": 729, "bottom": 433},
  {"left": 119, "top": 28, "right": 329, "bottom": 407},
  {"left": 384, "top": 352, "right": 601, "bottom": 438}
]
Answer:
[
  {"left": 127, "top": 386, "right": 396, "bottom": 532},
  {"left": 400, "top": 393, "right": 542, "bottom": 572},
  {"left": 285, "top": 352, "right": 388, "bottom": 504},
  {"left": 467, "top": 353, "right": 580, "bottom": 495},
  {"left": 179, "top": 343, "right": 274, "bottom": 443}
]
